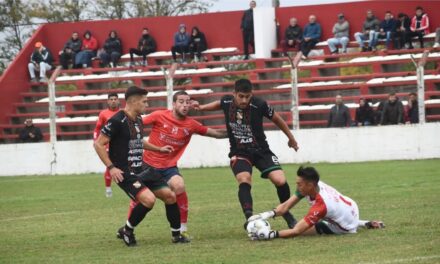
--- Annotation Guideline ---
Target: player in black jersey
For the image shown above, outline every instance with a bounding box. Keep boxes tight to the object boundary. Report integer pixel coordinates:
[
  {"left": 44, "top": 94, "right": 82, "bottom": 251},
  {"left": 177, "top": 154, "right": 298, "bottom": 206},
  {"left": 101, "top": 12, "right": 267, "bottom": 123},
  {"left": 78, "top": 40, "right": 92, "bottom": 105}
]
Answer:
[
  {"left": 191, "top": 79, "right": 299, "bottom": 229},
  {"left": 94, "top": 86, "right": 189, "bottom": 246}
]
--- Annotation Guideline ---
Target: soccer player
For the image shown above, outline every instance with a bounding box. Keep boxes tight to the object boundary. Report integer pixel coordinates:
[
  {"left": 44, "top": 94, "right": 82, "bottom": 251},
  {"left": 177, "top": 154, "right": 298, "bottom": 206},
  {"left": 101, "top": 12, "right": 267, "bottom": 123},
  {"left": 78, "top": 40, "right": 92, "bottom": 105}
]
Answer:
[
  {"left": 128, "top": 90, "right": 227, "bottom": 238},
  {"left": 248, "top": 166, "right": 384, "bottom": 240},
  {"left": 191, "top": 79, "right": 299, "bottom": 229},
  {"left": 93, "top": 93, "right": 120, "bottom": 197},
  {"left": 94, "top": 86, "right": 189, "bottom": 246}
]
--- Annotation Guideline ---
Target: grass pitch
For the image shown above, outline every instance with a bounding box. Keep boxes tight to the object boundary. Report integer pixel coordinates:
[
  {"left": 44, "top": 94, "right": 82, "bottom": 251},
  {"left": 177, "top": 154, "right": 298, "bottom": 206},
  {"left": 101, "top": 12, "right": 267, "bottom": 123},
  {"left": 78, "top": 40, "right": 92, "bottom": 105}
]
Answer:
[{"left": 0, "top": 160, "right": 439, "bottom": 264}]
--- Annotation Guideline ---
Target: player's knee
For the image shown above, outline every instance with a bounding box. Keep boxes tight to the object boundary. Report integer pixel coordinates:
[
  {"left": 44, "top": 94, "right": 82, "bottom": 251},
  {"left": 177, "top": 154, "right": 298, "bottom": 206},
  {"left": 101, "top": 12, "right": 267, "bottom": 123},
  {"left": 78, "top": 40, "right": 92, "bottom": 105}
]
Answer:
[
  {"left": 170, "top": 179, "right": 185, "bottom": 194},
  {"left": 138, "top": 191, "right": 156, "bottom": 208},
  {"left": 163, "top": 190, "right": 176, "bottom": 204},
  {"left": 236, "top": 173, "right": 252, "bottom": 184},
  {"left": 269, "top": 173, "right": 286, "bottom": 186}
]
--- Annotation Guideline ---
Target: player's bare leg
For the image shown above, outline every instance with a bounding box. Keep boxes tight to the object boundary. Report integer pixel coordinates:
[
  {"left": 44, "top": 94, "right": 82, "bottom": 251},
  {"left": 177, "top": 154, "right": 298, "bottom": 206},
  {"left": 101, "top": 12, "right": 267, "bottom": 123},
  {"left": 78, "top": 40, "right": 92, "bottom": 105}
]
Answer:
[
  {"left": 104, "top": 168, "right": 112, "bottom": 197},
  {"left": 154, "top": 187, "right": 190, "bottom": 243},
  {"left": 267, "top": 170, "right": 297, "bottom": 228},
  {"left": 167, "top": 175, "right": 190, "bottom": 235}
]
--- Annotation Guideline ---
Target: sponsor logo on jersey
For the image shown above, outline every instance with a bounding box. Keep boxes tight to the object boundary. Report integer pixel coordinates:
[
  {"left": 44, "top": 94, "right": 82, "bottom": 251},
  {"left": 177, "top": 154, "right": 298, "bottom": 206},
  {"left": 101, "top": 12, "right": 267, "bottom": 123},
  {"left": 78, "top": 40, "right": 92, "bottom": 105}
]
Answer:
[
  {"left": 272, "top": 155, "right": 279, "bottom": 164},
  {"left": 240, "top": 138, "right": 253, "bottom": 144},
  {"left": 133, "top": 181, "right": 141, "bottom": 189}
]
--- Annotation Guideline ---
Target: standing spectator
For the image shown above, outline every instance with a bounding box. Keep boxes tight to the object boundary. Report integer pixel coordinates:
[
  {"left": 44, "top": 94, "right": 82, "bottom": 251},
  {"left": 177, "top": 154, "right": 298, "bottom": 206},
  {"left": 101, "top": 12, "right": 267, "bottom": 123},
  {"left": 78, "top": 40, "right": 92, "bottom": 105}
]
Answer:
[
  {"left": 406, "top": 92, "right": 419, "bottom": 124},
  {"left": 407, "top": 6, "right": 430, "bottom": 49},
  {"left": 28, "top": 42, "right": 53, "bottom": 83},
  {"left": 395, "top": 13, "right": 411, "bottom": 49},
  {"left": 380, "top": 93, "right": 404, "bottom": 125},
  {"left": 327, "top": 95, "right": 351, "bottom": 128},
  {"left": 300, "top": 15, "right": 321, "bottom": 59},
  {"left": 280, "top": 17, "right": 302, "bottom": 55},
  {"left": 377, "top": 11, "right": 397, "bottom": 50},
  {"left": 354, "top": 10, "right": 380, "bottom": 52},
  {"left": 129, "top": 28, "right": 156, "bottom": 67},
  {"left": 59, "top": 32, "right": 82, "bottom": 70},
  {"left": 75, "top": 30, "right": 98, "bottom": 68},
  {"left": 100, "top": 30, "right": 122, "bottom": 68},
  {"left": 171, "top": 24, "right": 190, "bottom": 63},
  {"left": 18, "top": 119, "right": 43, "bottom": 143},
  {"left": 241, "top": 1, "right": 256, "bottom": 60},
  {"left": 434, "top": 27, "right": 440, "bottom": 48},
  {"left": 355, "top": 98, "right": 374, "bottom": 126},
  {"left": 327, "top": 13, "right": 350, "bottom": 54},
  {"left": 189, "top": 26, "right": 207, "bottom": 62}
]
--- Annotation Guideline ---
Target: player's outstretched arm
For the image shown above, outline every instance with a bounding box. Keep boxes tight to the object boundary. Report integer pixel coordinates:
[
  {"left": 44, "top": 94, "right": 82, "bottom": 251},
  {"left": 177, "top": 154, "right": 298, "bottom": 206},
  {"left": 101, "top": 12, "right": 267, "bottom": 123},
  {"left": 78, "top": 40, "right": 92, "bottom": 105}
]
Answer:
[
  {"left": 278, "top": 219, "right": 315, "bottom": 238},
  {"left": 271, "top": 112, "right": 299, "bottom": 151},
  {"left": 249, "top": 195, "right": 300, "bottom": 221},
  {"left": 190, "top": 100, "right": 221, "bottom": 112},
  {"left": 94, "top": 134, "right": 124, "bottom": 183},
  {"left": 143, "top": 139, "right": 174, "bottom": 153},
  {"left": 204, "top": 128, "right": 228, "bottom": 139}
]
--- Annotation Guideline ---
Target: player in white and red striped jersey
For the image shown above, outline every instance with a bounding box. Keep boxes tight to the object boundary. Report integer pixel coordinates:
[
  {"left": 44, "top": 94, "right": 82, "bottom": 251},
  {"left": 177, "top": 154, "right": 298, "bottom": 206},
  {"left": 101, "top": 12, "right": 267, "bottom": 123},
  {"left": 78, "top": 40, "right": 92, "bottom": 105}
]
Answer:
[{"left": 248, "top": 166, "right": 384, "bottom": 240}]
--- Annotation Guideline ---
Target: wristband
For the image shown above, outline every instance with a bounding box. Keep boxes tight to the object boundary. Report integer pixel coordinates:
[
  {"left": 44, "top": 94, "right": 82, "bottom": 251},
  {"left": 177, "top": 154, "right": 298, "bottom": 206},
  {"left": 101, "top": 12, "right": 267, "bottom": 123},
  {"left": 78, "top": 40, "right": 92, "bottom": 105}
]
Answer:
[{"left": 107, "top": 164, "right": 115, "bottom": 170}]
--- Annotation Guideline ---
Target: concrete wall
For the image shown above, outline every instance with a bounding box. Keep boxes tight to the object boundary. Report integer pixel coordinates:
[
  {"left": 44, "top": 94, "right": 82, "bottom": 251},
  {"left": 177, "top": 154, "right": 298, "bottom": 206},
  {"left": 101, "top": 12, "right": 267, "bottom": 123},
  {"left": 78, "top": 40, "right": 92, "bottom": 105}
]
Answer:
[{"left": 1, "top": 123, "right": 439, "bottom": 176}]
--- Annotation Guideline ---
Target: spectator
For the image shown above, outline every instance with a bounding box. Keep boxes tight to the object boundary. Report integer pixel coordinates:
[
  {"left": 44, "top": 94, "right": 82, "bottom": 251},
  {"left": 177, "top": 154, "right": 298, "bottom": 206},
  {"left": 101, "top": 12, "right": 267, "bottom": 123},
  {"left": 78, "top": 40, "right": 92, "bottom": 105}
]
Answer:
[
  {"left": 189, "top": 26, "right": 207, "bottom": 62},
  {"left": 406, "top": 92, "right": 419, "bottom": 124},
  {"left": 18, "top": 119, "right": 43, "bottom": 143},
  {"left": 100, "top": 30, "right": 122, "bottom": 68},
  {"left": 300, "top": 15, "right": 321, "bottom": 59},
  {"left": 380, "top": 93, "right": 404, "bottom": 125},
  {"left": 129, "top": 28, "right": 156, "bottom": 67},
  {"left": 171, "top": 24, "right": 190, "bottom": 63},
  {"left": 28, "top": 42, "right": 53, "bottom": 83},
  {"left": 59, "top": 32, "right": 82, "bottom": 70},
  {"left": 354, "top": 10, "right": 380, "bottom": 52},
  {"left": 407, "top": 6, "right": 430, "bottom": 49},
  {"left": 241, "top": 0, "right": 256, "bottom": 60},
  {"left": 434, "top": 27, "right": 440, "bottom": 48},
  {"left": 377, "top": 11, "right": 397, "bottom": 50},
  {"left": 280, "top": 17, "right": 302, "bottom": 55},
  {"left": 75, "top": 30, "right": 98, "bottom": 68},
  {"left": 355, "top": 98, "right": 374, "bottom": 126},
  {"left": 327, "top": 94, "right": 351, "bottom": 127},
  {"left": 395, "top": 13, "right": 411, "bottom": 50},
  {"left": 327, "top": 13, "right": 350, "bottom": 54},
  {"left": 374, "top": 101, "right": 385, "bottom": 125}
]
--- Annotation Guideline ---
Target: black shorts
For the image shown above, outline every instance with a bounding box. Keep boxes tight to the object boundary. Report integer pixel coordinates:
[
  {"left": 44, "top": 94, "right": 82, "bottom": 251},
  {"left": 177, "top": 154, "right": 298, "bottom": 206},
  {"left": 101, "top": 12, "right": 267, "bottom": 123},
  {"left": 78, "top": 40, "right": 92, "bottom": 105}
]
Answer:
[
  {"left": 118, "top": 164, "right": 168, "bottom": 201},
  {"left": 229, "top": 149, "right": 282, "bottom": 178}
]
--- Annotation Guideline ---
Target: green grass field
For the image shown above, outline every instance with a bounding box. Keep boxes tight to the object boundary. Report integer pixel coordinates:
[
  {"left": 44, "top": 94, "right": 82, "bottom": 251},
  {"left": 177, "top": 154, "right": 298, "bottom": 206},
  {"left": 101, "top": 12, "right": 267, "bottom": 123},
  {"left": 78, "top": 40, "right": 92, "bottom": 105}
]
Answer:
[{"left": 1, "top": 160, "right": 439, "bottom": 264}]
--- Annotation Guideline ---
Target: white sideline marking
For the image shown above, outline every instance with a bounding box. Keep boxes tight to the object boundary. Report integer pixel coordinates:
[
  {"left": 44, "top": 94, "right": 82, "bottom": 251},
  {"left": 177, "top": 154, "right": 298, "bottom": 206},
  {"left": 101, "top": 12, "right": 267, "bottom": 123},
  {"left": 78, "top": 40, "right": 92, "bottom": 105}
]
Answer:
[
  {"left": 0, "top": 211, "right": 76, "bottom": 222},
  {"left": 358, "top": 255, "right": 440, "bottom": 264}
]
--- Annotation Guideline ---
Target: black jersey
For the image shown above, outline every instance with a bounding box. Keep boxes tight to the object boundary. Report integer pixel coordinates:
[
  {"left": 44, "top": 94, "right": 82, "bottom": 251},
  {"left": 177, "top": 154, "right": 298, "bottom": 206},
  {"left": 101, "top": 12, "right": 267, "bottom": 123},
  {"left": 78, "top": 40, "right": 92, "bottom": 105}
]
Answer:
[
  {"left": 220, "top": 95, "right": 275, "bottom": 155},
  {"left": 100, "top": 110, "right": 144, "bottom": 174}
]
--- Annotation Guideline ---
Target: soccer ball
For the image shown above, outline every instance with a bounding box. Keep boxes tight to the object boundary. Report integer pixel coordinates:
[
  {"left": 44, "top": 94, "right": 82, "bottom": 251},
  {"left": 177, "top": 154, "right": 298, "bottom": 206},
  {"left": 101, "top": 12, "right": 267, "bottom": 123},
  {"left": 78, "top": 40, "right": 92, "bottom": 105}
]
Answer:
[{"left": 246, "top": 219, "right": 271, "bottom": 239}]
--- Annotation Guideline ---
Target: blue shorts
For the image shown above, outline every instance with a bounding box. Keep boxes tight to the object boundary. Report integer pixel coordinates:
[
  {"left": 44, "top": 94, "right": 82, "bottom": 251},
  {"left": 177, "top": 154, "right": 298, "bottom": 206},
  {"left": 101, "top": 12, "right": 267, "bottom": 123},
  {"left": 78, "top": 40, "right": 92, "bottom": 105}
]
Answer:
[{"left": 155, "top": 166, "right": 182, "bottom": 182}]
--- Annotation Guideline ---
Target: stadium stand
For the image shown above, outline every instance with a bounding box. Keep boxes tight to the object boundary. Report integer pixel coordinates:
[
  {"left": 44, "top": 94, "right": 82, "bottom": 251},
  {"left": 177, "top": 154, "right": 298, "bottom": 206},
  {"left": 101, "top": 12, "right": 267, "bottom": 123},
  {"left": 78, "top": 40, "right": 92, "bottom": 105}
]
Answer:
[{"left": 0, "top": 1, "right": 439, "bottom": 142}]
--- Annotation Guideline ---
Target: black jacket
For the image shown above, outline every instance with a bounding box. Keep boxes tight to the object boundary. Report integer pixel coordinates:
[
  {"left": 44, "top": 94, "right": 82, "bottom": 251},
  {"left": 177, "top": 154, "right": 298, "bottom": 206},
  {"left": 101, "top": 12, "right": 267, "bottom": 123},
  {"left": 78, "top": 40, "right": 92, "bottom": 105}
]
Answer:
[
  {"left": 137, "top": 34, "right": 156, "bottom": 52},
  {"left": 19, "top": 125, "right": 43, "bottom": 143},
  {"left": 381, "top": 100, "right": 404, "bottom": 125},
  {"left": 241, "top": 8, "right": 254, "bottom": 31},
  {"left": 104, "top": 35, "right": 122, "bottom": 54},
  {"left": 355, "top": 104, "right": 374, "bottom": 125},
  {"left": 396, "top": 15, "right": 411, "bottom": 32},
  {"left": 30, "top": 48, "right": 53, "bottom": 66},
  {"left": 285, "top": 25, "right": 302, "bottom": 41},
  {"left": 328, "top": 104, "right": 351, "bottom": 127},
  {"left": 190, "top": 30, "right": 207, "bottom": 50},
  {"left": 63, "top": 38, "right": 82, "bottom": 53},
  {"left": 407, "top": 101, "right": 419, "bottom": 124}
]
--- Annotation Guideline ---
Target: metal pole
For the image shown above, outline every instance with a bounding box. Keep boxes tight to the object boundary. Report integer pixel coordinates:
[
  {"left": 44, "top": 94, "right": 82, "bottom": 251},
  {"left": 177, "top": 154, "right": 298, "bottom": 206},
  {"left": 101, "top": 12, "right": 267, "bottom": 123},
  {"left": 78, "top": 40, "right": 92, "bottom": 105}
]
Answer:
[
  {"left": 410, "top": 51, "right": 429, "bottom": 124},
  {"left": 291, "top": 67, "right": 300, "bottom": 130},
  {"left": 162, "top": 63, "right": 177, "bottom": 110},
  {"left": 48, "top": 66, "right": 61, "bottom": 175}
]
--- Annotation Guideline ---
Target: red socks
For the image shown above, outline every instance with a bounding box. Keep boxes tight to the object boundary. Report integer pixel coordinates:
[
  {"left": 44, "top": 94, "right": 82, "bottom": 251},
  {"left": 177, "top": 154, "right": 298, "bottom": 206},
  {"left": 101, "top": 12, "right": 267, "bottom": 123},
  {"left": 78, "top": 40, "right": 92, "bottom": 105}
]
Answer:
[
  {"left": 104, "top": 169, "right": 112, "bottom": 187},
  {"left": 176, "top": 192, "right": 188, "bottom": 224}
]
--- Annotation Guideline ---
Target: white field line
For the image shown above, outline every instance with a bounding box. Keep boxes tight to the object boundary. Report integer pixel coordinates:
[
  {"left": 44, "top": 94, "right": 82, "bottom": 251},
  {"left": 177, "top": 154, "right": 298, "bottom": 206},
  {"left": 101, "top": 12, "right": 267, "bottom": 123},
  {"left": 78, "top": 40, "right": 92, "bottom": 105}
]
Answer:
[
  {"left": 358, "top": 255, "right": 440, "bottom": 264},
  {"left": 0, "top": 211, "right": 76, "bottom": 222}
]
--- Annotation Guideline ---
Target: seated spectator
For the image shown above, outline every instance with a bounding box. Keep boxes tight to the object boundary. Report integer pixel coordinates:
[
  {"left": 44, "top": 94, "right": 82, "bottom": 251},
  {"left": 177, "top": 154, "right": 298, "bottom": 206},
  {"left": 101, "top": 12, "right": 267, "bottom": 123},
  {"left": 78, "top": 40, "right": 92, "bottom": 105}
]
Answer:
[
  {"left": 189, "top": 26, "right": 207, "bottom": 62},
  {"left": 327, "top": 94, "right": 351, "bottom": 128},
  {"left": 406, "top": 6, "right": 430, "bottom": 49},
  {"left": 355, "top": 98, "right": 374, "bottom": 126},
  {"left": 327, "top": 13, "right": 349, "bottom": 54},
  {"left": 129, "top": 28, "right": 156, "bottom": 67},
  {"left": 59, "top": 32, "right": 82, "bottom": 70},
  {"left": 380, "top": 93, "right": 404, "bottom": 125},
  {"left": 280, "top": 17, "right": 302, "bottom": 55},
  {"left": 377, "top": 11, "right": 397, "bottom": 50},
  {"left": 28, "top": 42, "right": 53, "bottom": 83},
  {"left": 374, "top": 101, "right": 385, "bottom": 125},
  {"left": 354, "top": 10, "right": 380, "bottom": 52},
  {"left": 171, "top": 24, "right": 190, "bottom": 63},
  {"left": 75, "top": 30, "right": 98, "bottom": 68},
  {"left": 395, "top": 13, "right": 411, "bottom": 50},
  {"left": 433, "top": 27, "right": 440, "bottom": 48},
  {"left": 18, "top": 119, "right": 43, "bottom": 143},
  {"left": 300, "top": 15, "right": 321, "bottom": 59},
  {"left": 406, "top": 92, "right": 419, "bottom": 124},
  {"left": 99, "top": 30, "right": 122, "bottom": 68}
]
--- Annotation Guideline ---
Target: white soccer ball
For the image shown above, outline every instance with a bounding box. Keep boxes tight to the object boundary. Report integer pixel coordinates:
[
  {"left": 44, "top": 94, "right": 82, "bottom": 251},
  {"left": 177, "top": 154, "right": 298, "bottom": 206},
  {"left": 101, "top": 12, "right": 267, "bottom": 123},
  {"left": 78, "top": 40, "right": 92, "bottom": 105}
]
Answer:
[{"left": 246, "top": 219, "right": 271, "bottom": 239}]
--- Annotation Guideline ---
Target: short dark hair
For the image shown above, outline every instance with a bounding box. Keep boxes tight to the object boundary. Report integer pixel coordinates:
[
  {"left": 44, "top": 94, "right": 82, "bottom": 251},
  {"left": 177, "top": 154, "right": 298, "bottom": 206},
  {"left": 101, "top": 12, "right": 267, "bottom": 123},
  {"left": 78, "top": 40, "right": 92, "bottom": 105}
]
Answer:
[
  {"left": 416, "top": 6, "right": 423, "bottom": 11},
  {"left": 125, "top": 86, "right": 148, "bottom": 100},
  {"left": 234, "top": 79, "right": 253, "bottom": 93},
  {"left": 385, "top": 10, "right": 392, "bottom": 14},
  {"left": 108, "top": 93, "right": 118, "bottom": 99},
  {"left": 389, "top": 92, "right": 396, "bottom": 96},
  {"left": 398, "top": 13, "right": 406, "bottom": 18},
  {"left": 173, "top": 90, "right": 189, "bottom": 102},
  {"left": 142, "top": 27, "right": 149, "bottom": 31},
  {"left": 409, "top": 92, "right": 417, "bottom": 96},
  {"left": 297, "top": 166, "right": 320, "bottom": 184}
]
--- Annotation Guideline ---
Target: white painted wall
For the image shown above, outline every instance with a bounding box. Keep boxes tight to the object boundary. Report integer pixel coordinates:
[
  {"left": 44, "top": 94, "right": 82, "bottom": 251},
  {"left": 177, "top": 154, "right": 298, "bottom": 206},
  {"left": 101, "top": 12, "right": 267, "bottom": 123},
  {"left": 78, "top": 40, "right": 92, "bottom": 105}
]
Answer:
[
  {"left": 253, "top": 7, "right": 277, "bottom": 58},
  {"left": 1, "top": 123, "right": 439, "bottom": 176}
]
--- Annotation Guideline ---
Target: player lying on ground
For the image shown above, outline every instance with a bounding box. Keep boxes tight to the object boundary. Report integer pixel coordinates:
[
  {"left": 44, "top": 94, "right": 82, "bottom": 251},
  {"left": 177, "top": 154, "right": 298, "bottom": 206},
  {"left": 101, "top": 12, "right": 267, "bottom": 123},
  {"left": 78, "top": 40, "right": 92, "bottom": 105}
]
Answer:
[
  {"left": 93, "top": 93, "right": 120, "bottom": 197},
  {"left": 94, "top": 86, "right": 189, "bottom": 246},
  {"left": 191, "top": 78, "right": 300, "bottom": 229},
  {"left": 248, "top": 166, "right": 384, "bottom": 240},
  {"left": 127, "top": 90, "right": 227, "bottom": 239}
]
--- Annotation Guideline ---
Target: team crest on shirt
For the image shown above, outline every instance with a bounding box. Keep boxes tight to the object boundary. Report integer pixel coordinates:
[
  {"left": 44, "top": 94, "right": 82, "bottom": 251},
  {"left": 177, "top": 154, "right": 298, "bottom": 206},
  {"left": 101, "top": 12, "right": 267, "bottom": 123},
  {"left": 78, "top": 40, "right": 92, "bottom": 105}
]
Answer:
[
  {"left": 236, "top": 110, "right": 243, "bottom": 124},
  {"left": 272, "top": 156, "right": 279, "bottom": 165},
  {"left": 133, "top": 181, "right": 141, "bottom": 189},
  {"left": 183, "top": 128, "right": 189, "bottom": 136},
  {"left": 172, "top": 126, "right": 178, "bottom": 134}
]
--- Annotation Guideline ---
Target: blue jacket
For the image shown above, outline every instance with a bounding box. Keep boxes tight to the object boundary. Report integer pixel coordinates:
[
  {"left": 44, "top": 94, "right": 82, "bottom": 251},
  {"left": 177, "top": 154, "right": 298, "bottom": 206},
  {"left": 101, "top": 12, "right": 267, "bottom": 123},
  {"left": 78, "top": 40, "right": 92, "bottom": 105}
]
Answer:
[
  {"left": 303, "top": 22, "right": 321, "bottom": 40},
  {"left": 380, "top": 19, "right": 397, "bottom": 32},
  {"left": 174, "top": 31, "right": 190, "bottom": 47}
]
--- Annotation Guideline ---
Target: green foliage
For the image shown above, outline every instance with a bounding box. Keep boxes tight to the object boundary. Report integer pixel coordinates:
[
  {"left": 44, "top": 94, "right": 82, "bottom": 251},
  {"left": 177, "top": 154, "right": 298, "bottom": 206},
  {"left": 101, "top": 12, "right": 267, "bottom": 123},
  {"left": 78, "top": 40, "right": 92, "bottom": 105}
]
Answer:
[
  {"left": 0, "top": 160, "right": 439, "bottom": 263},
  {"left": 29, "top": 0, "right": 89, "bottom": 22},
  {"left": 55, "top": 84, "right": 77, "bottom": 91}
]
